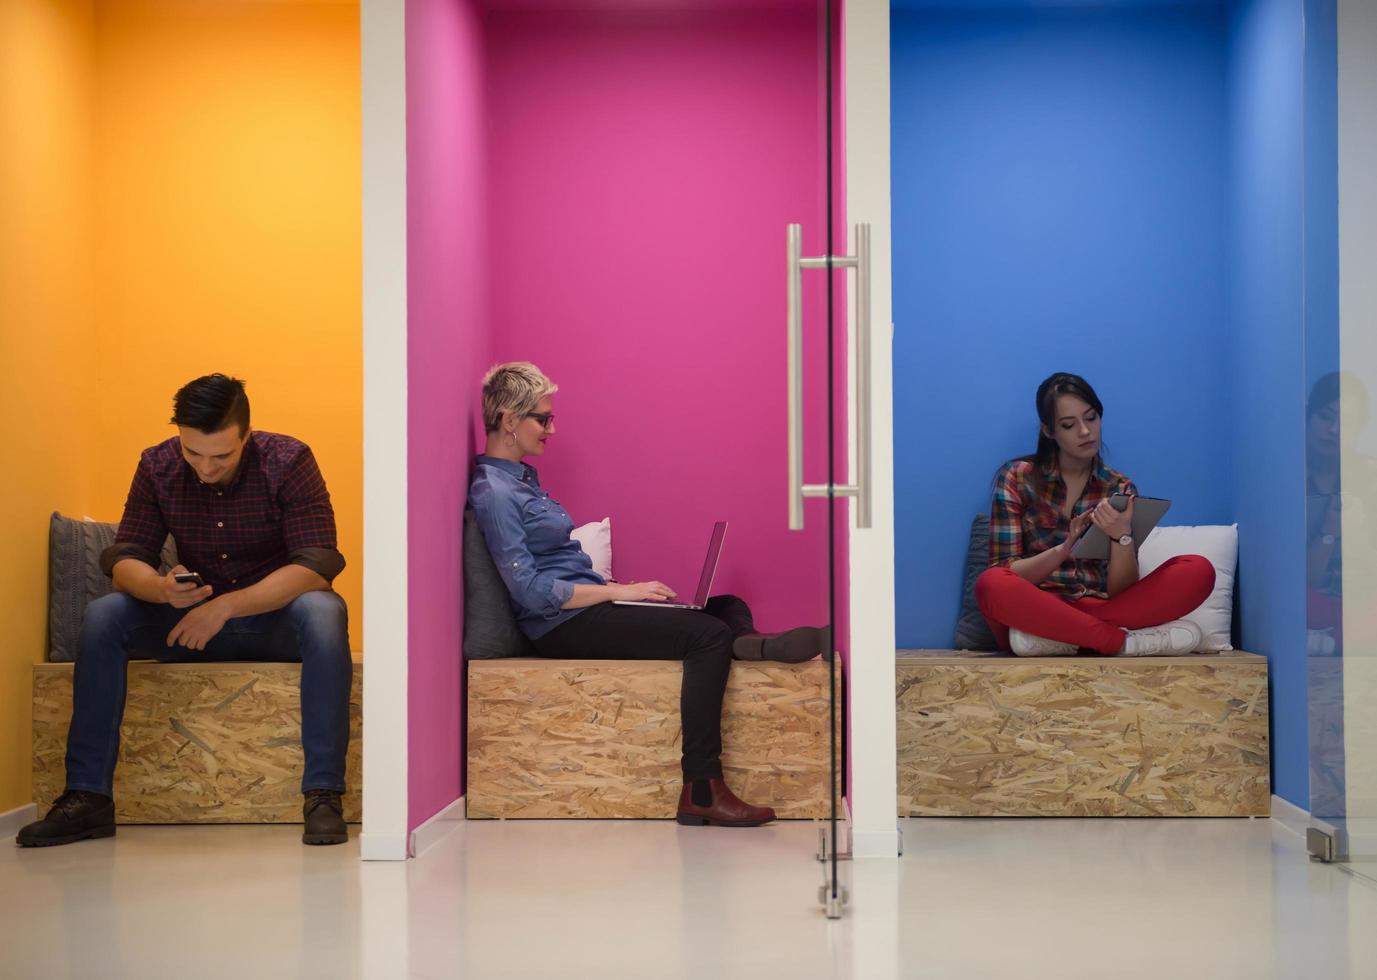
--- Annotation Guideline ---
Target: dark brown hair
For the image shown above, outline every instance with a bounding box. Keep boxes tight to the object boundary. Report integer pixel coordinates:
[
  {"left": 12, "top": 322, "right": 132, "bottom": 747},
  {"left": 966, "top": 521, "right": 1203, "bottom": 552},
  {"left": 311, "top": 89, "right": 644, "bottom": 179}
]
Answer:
[
  {"left": 171, "top": 374, "right": 250, "bottom": 436},
  {"left": 1011, "top": 372, "right": 1105, "bottom": 494}
]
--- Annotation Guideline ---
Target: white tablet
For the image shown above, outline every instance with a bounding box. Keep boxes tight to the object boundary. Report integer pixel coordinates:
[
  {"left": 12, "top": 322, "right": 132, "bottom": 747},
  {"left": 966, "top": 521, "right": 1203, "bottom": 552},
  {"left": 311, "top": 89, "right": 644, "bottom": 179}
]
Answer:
[{"left": 1070, "top": 494, "right": 1172, "bottom": 560}]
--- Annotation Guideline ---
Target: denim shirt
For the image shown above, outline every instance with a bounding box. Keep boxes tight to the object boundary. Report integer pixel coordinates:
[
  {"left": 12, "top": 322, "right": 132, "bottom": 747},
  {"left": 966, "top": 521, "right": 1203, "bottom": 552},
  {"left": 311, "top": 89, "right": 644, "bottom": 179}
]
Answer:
[{"left": 468, "top": 455, "right": 605, "bottom": 639}]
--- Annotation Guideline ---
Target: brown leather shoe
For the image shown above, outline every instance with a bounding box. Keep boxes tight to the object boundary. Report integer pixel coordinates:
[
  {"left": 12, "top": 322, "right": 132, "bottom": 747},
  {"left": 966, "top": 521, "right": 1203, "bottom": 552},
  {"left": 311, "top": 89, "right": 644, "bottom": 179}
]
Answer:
[
  {"left": 675, "top": 779, "right": 776, "bottom": 827},
  {"left": 302, "top": 790, "right": 348, "bottom": 846},
  {"left": 16, "top": 790, "right": 115, "bottom": 847}
]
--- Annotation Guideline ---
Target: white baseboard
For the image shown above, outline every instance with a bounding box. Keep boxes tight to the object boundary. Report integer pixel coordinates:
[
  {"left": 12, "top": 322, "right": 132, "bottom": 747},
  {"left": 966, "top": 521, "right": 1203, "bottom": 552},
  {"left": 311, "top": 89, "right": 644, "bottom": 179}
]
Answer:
[
  {"left": 839, "top": 797, "right": 902, "bottom": 859},
  {"left": 1270, "top": 794, "right": 1310, "bottom": 839},
  {"left": 359, "top": 831, "right": 409, "bottom": 861},
  {"left": 853, "top": 828, "right": 902, "bottom": 859},
  {"left": 1, "top": 803, "right": 38, "bottom": 841},
  {"left": 409, "top": 796, "right": 464, "bottom": 859}
]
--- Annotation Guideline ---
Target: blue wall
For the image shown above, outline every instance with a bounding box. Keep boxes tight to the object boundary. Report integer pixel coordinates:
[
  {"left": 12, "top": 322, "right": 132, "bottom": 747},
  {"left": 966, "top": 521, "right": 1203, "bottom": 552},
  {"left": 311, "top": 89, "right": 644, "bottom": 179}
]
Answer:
[
  {"left": 891, "top": 0, "right": 1323, "bottom": 808},
  {"left": 892, "top": 4, "right": 1233, "bottom": 648},
  {"left": 1226, "top": 0, "right": 1309, "bottom": 807},
  {"left": 1301, "top": 0, "right": 1341, "bottom": 817}
]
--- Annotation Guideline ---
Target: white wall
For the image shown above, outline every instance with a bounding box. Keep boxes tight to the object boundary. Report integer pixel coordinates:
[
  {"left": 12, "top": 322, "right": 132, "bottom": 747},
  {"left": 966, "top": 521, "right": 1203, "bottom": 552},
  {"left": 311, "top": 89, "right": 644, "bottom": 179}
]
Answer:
[
  {"left": 360, "top": 0, "right": 410, "bottom": 861},
  {"left": 847, "top": 0, "right": 899, "bottom": 860}
]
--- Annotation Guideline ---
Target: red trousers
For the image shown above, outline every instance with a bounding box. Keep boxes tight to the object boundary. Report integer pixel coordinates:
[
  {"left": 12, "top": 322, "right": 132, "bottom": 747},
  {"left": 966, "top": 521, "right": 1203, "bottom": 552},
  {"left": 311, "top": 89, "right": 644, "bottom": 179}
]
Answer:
[{"left": 974, "top": 555, "right": 1216, "bottom": 654}]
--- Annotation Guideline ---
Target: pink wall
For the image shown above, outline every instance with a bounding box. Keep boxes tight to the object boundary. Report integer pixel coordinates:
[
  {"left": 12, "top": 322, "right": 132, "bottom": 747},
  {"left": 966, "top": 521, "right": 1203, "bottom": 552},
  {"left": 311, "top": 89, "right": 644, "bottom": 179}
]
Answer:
[
  {"left": 406, "top": 0, "right": 489, "bottom": 832},
  {"left": 485, "top": 4, "right": 847, "bottom": 637},
  {"left": 404, "top": 0, "right": 851, "bottom": 827}
]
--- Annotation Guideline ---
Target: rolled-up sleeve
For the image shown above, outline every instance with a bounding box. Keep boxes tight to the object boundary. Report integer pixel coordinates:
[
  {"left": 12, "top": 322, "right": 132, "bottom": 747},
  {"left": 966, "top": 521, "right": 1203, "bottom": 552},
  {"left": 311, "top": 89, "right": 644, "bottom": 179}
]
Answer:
[
  {"left": 280, "top": 448, "right": 346, "bottom": 583},
  {"left": 988, "top": 463, "right": 1026, "bottom": 569},
  {"left": 101, "top": 458, "right": 167, "bottom": 577},
  {"left": 471, "top": 484, "right": 577, "bottom": 619}
]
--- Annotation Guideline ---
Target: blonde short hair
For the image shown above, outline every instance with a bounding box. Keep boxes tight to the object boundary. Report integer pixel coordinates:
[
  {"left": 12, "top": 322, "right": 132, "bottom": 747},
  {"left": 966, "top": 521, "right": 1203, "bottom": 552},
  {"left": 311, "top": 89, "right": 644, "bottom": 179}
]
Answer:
[{"left": 481, "top": 362, "right": 558, "bottom": 433}]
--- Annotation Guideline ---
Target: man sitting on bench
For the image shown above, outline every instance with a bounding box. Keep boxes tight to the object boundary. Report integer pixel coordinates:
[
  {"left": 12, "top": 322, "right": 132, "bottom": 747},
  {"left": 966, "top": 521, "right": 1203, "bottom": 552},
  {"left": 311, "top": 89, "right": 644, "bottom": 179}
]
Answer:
[{"left": 18, "top": 374, "right": 353, "bottom": 848}]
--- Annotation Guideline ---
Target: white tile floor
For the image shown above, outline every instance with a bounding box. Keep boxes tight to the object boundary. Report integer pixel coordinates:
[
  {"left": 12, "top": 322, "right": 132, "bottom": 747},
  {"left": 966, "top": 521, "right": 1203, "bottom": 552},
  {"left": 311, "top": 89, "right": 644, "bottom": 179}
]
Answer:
[{"left": 3, "top": 816, "right": 1376, "bottom": 979}]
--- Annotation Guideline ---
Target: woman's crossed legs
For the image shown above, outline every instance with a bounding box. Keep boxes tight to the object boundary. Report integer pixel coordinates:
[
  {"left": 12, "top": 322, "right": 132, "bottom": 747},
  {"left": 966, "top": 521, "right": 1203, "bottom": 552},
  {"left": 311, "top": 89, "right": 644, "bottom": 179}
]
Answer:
[{"left": 975, "top": 555, "right": 1216, "bottom": 655}]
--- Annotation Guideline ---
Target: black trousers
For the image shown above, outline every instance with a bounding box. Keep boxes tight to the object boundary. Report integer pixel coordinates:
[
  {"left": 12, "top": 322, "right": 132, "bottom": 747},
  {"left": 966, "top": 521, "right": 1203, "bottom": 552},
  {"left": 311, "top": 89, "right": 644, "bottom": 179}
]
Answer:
[{"left": 531, "top": 596, "right": 752, "bottom": 780}]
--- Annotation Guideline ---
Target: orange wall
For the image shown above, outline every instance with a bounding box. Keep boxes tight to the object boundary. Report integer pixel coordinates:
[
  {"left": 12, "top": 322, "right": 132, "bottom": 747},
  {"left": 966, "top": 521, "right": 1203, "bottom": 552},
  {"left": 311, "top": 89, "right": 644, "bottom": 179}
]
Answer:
[
  {"left": 0, "top": 0, "right": 98, "bottom": 814},
  {"left": 0, "top": 0, "right": 361, "bottom": 814},
  {"left": 90, "top": 0, "right": 363, "bottom": 633}
]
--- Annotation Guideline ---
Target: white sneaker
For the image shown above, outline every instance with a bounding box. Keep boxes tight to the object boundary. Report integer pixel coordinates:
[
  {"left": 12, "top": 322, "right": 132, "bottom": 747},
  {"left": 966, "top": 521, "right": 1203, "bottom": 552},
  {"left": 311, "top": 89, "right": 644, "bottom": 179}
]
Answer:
[
  {"left": 1009, "top": 628, "right": 1078, "bottom": 657},
  {"left": 1121, "top": 620, "right": 1203, "bottom": 657}
]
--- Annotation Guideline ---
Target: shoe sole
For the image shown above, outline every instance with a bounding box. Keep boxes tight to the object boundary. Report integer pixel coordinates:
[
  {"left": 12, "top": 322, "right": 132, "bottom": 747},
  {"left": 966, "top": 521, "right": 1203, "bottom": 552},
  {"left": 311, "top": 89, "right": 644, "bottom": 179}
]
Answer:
[
  {"left": 17, "top": 824, "right": 116, "bottom": 848},
  {"left": 302, "top": 833, "right": 348, "bottom": 846},
  {"left": 675, "top": 815, "right": 772, "bottom": 828}
]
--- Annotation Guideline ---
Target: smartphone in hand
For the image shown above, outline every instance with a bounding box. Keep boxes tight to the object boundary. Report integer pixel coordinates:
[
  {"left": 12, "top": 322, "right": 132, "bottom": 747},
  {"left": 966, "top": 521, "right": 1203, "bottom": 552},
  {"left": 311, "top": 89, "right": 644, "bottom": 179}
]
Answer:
[{"left": 174, "top": 571, "right": 206, "bottom": 588}]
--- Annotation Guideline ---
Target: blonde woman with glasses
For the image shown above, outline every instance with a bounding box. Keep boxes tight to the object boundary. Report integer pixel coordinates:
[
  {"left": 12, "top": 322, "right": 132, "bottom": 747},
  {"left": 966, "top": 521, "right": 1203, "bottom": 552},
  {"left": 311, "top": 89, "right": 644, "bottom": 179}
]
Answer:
[{"left": 469, "top": 362, "right": 827, "bottom": 827}]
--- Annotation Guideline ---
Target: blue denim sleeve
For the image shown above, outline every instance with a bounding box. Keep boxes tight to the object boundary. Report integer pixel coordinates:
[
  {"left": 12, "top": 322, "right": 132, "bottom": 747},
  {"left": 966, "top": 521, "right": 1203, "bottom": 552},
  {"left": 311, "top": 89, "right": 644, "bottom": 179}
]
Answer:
[{"left": 470, "top": 483, "right": 577, "bottom": 619}]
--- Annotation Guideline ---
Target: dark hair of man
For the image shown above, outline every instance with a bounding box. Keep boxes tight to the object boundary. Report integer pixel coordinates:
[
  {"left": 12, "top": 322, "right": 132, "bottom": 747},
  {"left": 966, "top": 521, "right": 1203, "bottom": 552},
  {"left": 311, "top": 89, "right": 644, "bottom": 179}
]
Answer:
[{"left": 170, "top": 374, "right": 251, "bottom": 436}]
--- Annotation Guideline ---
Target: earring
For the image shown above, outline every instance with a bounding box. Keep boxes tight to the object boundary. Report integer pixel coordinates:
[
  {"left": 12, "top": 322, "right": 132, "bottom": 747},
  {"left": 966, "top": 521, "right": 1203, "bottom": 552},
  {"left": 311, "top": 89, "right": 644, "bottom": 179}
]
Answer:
[{"left": 503, "top": 430, "right": 516, "bottom": 447}]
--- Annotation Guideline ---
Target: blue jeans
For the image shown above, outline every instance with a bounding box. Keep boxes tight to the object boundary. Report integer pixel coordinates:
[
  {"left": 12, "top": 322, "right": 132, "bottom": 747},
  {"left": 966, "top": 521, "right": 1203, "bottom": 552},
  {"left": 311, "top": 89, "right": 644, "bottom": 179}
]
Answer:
[{"left": 64, "top": 591, "right": 353, "bottom": 796}]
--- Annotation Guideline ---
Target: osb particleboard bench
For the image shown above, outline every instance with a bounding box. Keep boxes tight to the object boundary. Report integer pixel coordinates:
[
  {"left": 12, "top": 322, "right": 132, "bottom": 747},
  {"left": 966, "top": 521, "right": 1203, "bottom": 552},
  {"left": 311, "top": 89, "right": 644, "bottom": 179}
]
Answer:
[
  {"left": 896, "top": 649, "right": 1270, "bottom": 817},
  {"left": 467, "top": 658, "right": 840, "bottom": 819},
  {"left": 33, "top": 658, "right": 363, "bottom": 824}
]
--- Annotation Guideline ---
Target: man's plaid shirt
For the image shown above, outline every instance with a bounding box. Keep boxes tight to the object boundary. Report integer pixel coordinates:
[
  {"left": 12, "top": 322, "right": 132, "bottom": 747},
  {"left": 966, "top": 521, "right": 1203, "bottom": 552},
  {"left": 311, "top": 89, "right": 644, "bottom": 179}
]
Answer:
[
  {"left": 989, "top": 455, "right": 1137, "bottom": 600},
  {"left": 101, "top": 431, "right": 345, "bottom": 594}
]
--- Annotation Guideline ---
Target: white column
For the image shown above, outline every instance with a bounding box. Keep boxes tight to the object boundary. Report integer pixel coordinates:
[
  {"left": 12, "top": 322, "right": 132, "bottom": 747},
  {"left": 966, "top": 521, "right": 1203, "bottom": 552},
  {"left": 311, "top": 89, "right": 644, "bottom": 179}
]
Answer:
[
  {"left": 845, "top": 0, "right": 899, "bottom": 859},
  {"left": 360, "top": 0, "right": 410, "bottom": 861}
]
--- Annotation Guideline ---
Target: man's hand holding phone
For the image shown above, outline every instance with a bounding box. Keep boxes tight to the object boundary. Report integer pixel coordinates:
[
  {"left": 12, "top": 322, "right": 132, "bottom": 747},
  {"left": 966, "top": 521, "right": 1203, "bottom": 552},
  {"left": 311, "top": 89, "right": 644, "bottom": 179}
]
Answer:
[{"left": 164, "top": 565, "right": 212, "bottom": 608}]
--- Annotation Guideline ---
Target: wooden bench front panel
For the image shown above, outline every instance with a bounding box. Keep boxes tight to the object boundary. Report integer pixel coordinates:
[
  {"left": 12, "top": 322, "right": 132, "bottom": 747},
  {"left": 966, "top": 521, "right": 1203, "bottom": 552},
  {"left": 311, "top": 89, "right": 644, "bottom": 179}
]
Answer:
[
  {"left": 467, "top": 659, "right": 839, "bottom": 819},
  {"left": 897, "top": 651, "right": 1270, "bottom": 817},
  {"left": 33, "top": 660, "right": 363, "bottom": 824}
]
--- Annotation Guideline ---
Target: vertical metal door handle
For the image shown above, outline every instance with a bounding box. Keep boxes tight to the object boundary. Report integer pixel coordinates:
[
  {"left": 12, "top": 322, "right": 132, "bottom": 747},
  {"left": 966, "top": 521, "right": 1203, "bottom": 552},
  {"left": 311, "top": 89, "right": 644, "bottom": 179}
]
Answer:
[
  {"left": 786, "top": 222, "right": 872, "bottom": 531},
  {"left": 787, "top": 224, "right": 805, "bottom": 531},
  {"left": 853, "top": 223, "right": 872, "bottom": 530}
]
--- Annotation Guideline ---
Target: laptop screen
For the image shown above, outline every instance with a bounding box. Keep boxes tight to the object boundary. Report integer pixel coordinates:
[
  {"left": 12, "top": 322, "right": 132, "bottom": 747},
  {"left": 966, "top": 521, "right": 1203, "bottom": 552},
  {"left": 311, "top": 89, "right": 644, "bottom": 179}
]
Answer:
[{"left": 692, "top": 522, "right": 729, "bottom": 606}]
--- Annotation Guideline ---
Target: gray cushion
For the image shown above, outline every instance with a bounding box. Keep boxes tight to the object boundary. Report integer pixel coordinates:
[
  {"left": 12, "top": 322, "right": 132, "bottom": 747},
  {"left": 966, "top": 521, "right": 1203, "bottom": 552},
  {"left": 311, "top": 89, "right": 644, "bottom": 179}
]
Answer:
[
  {"left": 48, "top": 513, "right": 118, "bottom": 663},
  {"left": 47, "top": 512, "right": 177, "bottom": 662},
  {"left": 463, "top": 509, "right": 536, "bottom": 659},
  {"left": 953, "top": 514, "right": 999, "bottom": 652}
]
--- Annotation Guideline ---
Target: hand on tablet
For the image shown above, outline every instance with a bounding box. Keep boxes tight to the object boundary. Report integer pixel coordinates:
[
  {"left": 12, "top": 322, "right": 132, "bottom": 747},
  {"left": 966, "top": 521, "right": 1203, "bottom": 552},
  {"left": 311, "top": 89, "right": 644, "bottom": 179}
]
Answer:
[
  {"left": 1092, "top": 495, "right": 1134, "bottom": 540},
  {"left": 1059, "top": 511, "right": 1096, "bottom": 559}
]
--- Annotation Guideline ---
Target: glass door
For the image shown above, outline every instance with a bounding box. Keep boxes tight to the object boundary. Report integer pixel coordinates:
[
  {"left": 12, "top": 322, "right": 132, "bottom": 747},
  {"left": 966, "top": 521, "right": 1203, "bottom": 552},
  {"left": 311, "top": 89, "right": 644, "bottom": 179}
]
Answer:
[
  {"left": 478, "top": 0, "right": 854, "bottom": 914},
  {"left": 785, "top": 0, "right": 856, "bottom": 918},
  {"left": 1305, "top": 0, "right": 1377, "bottom": 884}
]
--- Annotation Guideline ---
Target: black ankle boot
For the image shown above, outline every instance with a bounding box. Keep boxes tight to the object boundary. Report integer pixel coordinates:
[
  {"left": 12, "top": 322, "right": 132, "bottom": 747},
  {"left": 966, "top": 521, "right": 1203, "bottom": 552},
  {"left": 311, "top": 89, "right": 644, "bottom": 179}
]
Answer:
[
  {"left": 302, "top": 790, "right": 347, "bottom": 846},
  {"left": 732, "top": 626, "right": 832, "bottom": 663},
  {"left": 16, "top": 790, "right": 116, "bottom": 847}
]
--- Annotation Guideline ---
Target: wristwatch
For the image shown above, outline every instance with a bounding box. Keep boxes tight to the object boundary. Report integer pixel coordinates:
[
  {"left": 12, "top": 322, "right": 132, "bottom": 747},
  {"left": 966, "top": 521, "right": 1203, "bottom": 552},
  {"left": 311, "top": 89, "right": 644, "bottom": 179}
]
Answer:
[{"left": 1114, "top": 534, "right": 1133, "bottom": 548}]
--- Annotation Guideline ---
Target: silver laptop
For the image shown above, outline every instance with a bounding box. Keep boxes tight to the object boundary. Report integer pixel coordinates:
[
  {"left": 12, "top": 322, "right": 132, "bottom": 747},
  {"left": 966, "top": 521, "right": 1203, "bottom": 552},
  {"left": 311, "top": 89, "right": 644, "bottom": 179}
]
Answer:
[{"left": 613, "top": 521, "right": 727, "bottom": 610}]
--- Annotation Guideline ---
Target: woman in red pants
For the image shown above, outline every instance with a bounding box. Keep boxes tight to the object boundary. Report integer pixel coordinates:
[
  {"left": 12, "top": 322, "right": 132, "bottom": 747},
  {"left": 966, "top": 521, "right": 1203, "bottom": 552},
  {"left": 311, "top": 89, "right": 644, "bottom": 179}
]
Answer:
[{"left": 975, "top": 372, "right": 1216, "bottom": 657}]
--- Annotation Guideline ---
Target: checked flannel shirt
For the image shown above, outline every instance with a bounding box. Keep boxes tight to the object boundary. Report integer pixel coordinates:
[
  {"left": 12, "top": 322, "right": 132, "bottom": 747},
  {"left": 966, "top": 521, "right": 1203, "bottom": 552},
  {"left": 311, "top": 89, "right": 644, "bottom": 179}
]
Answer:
[
  {"left": 100, "top": 431, "right": 345, "bottom": 594},
  {"left": 989, "top": 455, "right": 1137, "bottom": 600}
]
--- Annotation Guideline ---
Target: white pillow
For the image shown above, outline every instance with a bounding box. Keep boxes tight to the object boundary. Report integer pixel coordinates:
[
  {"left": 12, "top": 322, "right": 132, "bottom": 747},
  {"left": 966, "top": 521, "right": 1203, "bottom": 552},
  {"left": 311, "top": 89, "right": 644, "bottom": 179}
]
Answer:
[
  {"left": 1137, "top": 524, "right": 1238, "bottom": 651},
  {"left": 570, "top": 517, "right": 613, "bottom": 581}
]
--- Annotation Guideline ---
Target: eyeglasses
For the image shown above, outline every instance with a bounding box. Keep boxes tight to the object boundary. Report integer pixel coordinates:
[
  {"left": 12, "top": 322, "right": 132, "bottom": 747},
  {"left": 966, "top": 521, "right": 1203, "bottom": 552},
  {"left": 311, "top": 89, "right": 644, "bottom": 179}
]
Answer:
[{"left": 525, "top": 412, "right": 555, "bottom": 430}]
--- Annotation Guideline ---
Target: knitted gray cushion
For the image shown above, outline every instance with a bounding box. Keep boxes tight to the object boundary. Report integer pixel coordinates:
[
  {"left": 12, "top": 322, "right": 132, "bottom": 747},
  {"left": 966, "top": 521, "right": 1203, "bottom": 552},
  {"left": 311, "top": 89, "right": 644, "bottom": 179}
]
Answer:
[
  {"left": 47, "top": 513, "right": 118, "bottom": 663},
  {"left": 463, "top": 509, "right": 535, "bottom": 659},
  {"left": 952, "top": 514, "right": 999, "bottom": 652},
  {"left": 47, "top": 512, "right": 178, "bottom": 662}
]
